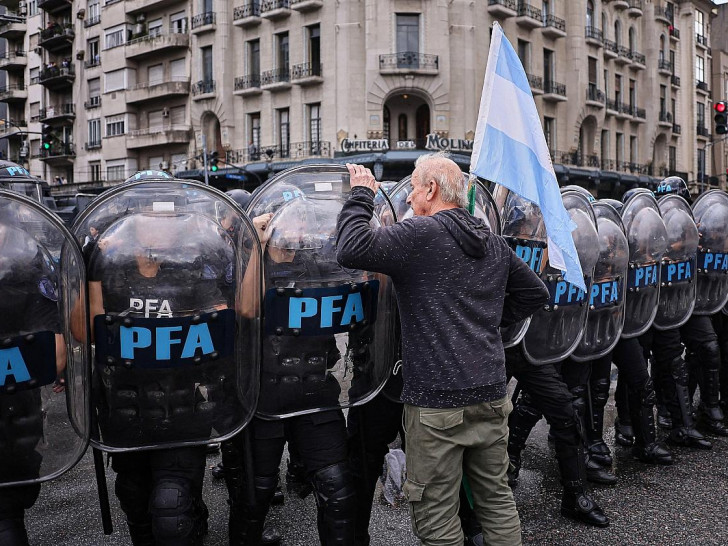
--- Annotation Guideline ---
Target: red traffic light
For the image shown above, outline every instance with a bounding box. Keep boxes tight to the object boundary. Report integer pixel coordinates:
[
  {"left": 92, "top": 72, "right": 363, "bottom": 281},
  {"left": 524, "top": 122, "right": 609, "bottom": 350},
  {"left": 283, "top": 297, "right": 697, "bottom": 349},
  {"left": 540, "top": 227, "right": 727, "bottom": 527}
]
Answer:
[{"left": 715, "top": 101, "right": 727, "bottom": 113}]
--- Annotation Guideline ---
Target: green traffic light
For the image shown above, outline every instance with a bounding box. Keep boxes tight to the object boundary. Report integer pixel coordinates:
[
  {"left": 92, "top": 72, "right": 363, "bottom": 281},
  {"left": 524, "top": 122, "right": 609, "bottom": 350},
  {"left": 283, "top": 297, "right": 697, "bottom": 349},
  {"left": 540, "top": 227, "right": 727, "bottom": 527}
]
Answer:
[
  {"left": 43, "top": 143, "right": 50, "bottom": 150},
  {"left": 211, "top": 165, "right": 218, "bottom": 172}
]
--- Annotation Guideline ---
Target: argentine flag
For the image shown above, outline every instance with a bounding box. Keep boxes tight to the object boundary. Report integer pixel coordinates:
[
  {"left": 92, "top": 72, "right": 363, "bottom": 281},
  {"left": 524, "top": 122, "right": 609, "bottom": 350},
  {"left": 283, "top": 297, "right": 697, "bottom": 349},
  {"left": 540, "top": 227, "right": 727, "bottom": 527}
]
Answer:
[{"left": 470, "top": 23, "right": 585, "bottom": 292}]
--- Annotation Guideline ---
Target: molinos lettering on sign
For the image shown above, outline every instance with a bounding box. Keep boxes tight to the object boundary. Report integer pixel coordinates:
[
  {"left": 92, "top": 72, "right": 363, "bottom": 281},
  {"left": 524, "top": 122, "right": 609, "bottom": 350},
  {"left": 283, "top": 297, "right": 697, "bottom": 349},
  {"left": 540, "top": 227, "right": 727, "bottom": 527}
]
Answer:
[
  {"left": 589, "top": 279, "right": 623, "bottom": 309},
  {"left": 425, "top": 133, "right": 474, "bottom": 153},
  {"left": 628, "top": 263, "right": 659, "bottom": 291},
  {"left": 340, "top": 139, "right": 389, "bottom": 153}
]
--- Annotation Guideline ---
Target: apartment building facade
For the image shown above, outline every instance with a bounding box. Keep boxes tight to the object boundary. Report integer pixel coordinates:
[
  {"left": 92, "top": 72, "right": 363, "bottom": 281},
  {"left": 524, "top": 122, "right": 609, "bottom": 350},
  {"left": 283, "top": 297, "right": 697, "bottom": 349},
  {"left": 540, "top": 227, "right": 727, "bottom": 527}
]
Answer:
[{"left": 0, "top": 0, "right": 723, "bottom": 192}]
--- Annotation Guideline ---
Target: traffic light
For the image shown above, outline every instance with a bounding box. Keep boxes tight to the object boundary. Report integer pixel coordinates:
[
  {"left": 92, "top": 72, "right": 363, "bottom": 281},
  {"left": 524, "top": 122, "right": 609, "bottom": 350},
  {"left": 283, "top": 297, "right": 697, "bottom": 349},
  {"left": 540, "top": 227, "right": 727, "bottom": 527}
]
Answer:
[
  {"left": 209, "top": 151, "right": 219, "bottom": 172},
  {"left": 41, "top": 124, "right": 53, "bottom": 150},
  {"left": 715, "top": 101, "right": 728, "bottom": 135}
]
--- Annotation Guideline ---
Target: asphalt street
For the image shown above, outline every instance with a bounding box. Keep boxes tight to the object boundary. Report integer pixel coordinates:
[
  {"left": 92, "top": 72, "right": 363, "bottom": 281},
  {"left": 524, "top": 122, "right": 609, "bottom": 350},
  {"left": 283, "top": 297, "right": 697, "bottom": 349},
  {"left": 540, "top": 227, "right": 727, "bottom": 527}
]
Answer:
[{"left": 24, "top": 381, "right": 728, "bottom": 546}]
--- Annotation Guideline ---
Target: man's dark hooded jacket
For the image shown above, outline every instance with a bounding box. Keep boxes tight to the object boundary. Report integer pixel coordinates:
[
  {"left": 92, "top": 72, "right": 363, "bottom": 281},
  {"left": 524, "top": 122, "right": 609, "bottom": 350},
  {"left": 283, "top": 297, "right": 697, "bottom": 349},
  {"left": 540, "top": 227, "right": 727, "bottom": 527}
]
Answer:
[{"left": 336, "top": 186, "right": 548, "bottom": 408}]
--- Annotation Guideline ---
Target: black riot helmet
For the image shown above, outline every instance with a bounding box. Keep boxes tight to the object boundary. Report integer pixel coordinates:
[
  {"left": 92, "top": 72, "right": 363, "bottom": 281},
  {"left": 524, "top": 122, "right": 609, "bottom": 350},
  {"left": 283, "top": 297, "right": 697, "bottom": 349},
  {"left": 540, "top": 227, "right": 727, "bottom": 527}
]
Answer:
[
  {"left": 123, "top": 170, "right": 175, "bottom": 184},
  {"left": 226, "top": 189, "right": 252, "bottom": 211},
  {"left": 560, "top": 185, "right": 596, "bottom": 203},
  {"left": 0, "top": 160, "right": 35, "bottom": 183},
  {"left": 621, "top": 187, "right": 652, "bottom": 206},
  {"left": 599, "top": 198, "right": 623, "bottom": 214},
  {"left": 655, "top": 176, "right": 691, "bottom": 203}
]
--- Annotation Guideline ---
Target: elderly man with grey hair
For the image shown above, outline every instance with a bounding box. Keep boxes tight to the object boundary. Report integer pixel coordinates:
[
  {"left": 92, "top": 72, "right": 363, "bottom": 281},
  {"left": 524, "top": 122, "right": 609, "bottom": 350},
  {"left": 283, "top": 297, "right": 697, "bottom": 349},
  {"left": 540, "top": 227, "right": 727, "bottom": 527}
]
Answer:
[{"left": 336, "top": 153, "right": 548, "bottom": 546}]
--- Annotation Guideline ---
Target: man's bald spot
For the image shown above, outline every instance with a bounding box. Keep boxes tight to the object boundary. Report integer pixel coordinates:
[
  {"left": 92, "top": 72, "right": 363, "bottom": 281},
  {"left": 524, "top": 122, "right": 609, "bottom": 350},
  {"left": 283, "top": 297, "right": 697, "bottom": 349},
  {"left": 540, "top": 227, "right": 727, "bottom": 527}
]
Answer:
[{"left": 416, "top": 156, "right": 460, "bottom": 186}]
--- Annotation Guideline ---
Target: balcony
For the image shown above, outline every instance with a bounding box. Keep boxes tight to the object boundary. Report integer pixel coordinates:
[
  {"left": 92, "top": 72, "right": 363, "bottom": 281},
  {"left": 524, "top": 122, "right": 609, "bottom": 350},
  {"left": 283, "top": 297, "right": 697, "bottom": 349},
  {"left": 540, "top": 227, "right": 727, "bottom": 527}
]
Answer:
[
  {"left": 126, "top": 78, "right": 190, "bottom": 104},
  {"left": 543, "top": 80, "right": 566, "bottom": 102},
  {"left": 191, "top": 12, "right": 215, "bottom": 33},
  {"left": 629, "top": 50, "right": 645, "bottom": 69},
  {"left": 84, "top": 55, "right": 101, "bottom": 69},
  {"left": 657, "top": 59, "right": 673, "bottom": 75},
  {"left": 552, "top": 150, "right": 600, "bottom": 168},
  {"left": 84, "top": 96, "right": 101, "bottom": 109},
  {"left": 290, "top": 0, "right": 322, "bottom": 11},
  {"left": 125, "top": 0, "right": 183, "bottom": 13},
  {"left": 39, "top": 103, "right": 75, "bottom": 123},
  {"left": 669, "top": 26, "right": 680, "bottom": 41},
  {"left": 0, "top": 16, "right": 26, "bottom": 39},
  {"left": 38, "top": 0, "right": 71, "bottom": 12},
  {"left": 672, "top": 123, "right": 681, "bottom": 135},
  {"left": 228, "top": 141, "right": 332, "bottom": 164},
  {"left": 670, "top": 75, "right": 680, "bottom": 88},
  {"left": 39, "top": 65, "right": 75, "bottom": 90},
  {"left": 585, "top": 26, "right": 603, "bottom": 47},
  {"left": 696, "top": 80, "right": 709, "bottom": 95},
  {"left": 0, "top": 119, "right": 27, "bottom": 139},
  {"left": 291, "top": 62, "right": 323, "bottom": 86},
  {"left": 603, "top": 39, "right": 618, "bottom": 58},
  {"left": 260, "top": 68, "right": 291, "bottom": 91},
  {"left": 84, "top": 15, "right": 100, "bottom": 28},
  {"left": 233, "top": 2, "right": 261, "bottom": 27},
  {"left": 541, "top": 14, "right": 566, "bottom": 39},
  {"left": 658, "top": 110, "right": 673, "bottom": 128},
  {"left": 0, "top": 84, "right": 28, "bottom": 103},
  {"left": 191, "top": 80, "right": 216, "bottom": 99},
  {"left": 515, "top": 3, "right": 543, "bottom": 29},
  {"left": 38, "top": 24, "right": 74, "bottom": 53},
  {"left": 613, "top": 0, "right": 628, "bottom": 9},
  {"left": 695, "top": 34, "right": 708, "bottom": 50},
  {"left": 654, "top": 5, "right": 672, "bottom": 25},
  {"left": 585, "top": 85, "right": 605, "bottom": 107},
  {"left": 379, "top": 52, "right": 439, "bottom": 76},
  {"left": 126, "top": 125, "right": 192, "bottom": 150},
  {"left": 260, "top": 0, "right": 291, "bottom": 20},
  {"left": 487, "top": 0, "right": 517, "bottom": 18},
  {"left": 606, "top": 99, "right": 631, "bottom": 119},
  {"left": 234, "top": 74, "right": 262, "bottom": 95},
  {"left": 696, "top": 125, "right": 710, "bottom": 139},
  {"left": 629, "top": 105, "right": 646, "bottom": 122},
  {"left": 40, "top": 143, "right": 75, "bottom": 165},
  {"left": 614, "top": 45, "right": 630, "bottom": 65},
  {"left": 126, "top": 31, "right": 189, "bottom": 59},
  {"left": 627, "top": 0, "right": 642, "bottom": 16},
  {"left": 0, "top": 51, "right": 27, "bottom": 71},
  {"left": 527, "top": 73, "right": 543, "bottom": 95}
]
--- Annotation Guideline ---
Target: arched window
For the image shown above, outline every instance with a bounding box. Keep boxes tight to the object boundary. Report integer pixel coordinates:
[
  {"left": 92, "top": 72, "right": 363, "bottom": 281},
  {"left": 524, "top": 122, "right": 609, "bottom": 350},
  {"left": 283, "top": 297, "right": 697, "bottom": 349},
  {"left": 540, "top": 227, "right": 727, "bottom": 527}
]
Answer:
[
  {"left": 614, "top": 19, "right": 622, "bottom": 47},
  {"left": 659, "top": 34, "right": 666, "bottom": 62},
  {"left": 629, "top": 26, "right": 636, "bottom": 52},
  {"left": 383, "top": 106, "right": 390, "bottom": 142},
  {"left": 601, "top": 11, "right": 607, "bottom": 37},
  {"left": 586, "top": 0, "right": 594, "bottom": 28},
  {"left": 398, "top": 113, "right": 408, "bottom": 141}
]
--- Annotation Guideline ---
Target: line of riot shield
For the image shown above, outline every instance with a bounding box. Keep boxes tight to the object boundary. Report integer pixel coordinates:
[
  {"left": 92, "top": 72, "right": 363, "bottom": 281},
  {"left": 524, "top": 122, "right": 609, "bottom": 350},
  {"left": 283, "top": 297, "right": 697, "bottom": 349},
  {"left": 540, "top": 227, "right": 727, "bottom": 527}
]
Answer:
[
  {"left": 71, "top": 176, "right": 261, "bottom": 452},
  {"left": 691, "top": 190, "right": 728, "bottom": 315},
  {"left": 620, "top": 191, "right": 668, "bottom": 338},
  {"left": 492, "top": 184, "right": 548, "bottom": 348},
  {"left": 0, "top": 188, "right": 90, "bottom": 488},
  {"left": 249, "top": 166, "right": 397, "bottom": 419},
  {"left": 383, "top": 173, "right": 501, "bottom": 403},
  {"left": 653, "top": 194, "right": 698, "bottom": 330},
  {"left": 571, "top": 201, "right": 629, "bottom": 362},
  {"left": 521, "top": 190, "right": 599, "bottom": 365}
]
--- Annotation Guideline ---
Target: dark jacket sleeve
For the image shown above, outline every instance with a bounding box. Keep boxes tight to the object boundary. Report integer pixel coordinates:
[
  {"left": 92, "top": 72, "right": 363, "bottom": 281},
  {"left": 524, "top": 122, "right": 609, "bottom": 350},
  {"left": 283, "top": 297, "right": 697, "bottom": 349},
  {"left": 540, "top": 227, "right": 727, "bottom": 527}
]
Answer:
[
  {"left": 336, "top": 186, "right": 416, "bottom": 276},
  {"left": 500, "top": 244, "right": 549, "bottom": 327}
]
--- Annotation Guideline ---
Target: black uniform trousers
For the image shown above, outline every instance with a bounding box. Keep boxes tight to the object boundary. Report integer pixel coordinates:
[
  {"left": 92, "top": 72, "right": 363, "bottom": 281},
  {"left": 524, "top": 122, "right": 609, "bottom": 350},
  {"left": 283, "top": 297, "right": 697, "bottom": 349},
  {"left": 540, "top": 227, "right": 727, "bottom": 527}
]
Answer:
[{"left": 712, "top": 312, "right": 728, "bottom": 404}]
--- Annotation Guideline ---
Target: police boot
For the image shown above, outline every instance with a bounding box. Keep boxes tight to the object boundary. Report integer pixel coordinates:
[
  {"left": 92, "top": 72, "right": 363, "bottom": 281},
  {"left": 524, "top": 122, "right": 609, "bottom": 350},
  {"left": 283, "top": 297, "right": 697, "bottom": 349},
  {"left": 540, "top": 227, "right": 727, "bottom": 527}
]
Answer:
[
  {"left": 571, "top": 385, "right": 616, "bottom": 485},
  {"left": 614, "top": 380, "right": 635, "bottom": 445},
  {"left": 212, "top": 462, "right": 225, "bottom": 480},
  {"left": 150, "top": 478, "right": 208, "bottom": 546},
  {"left": 230, "top": 475, "right": 280, "bottom": 546},
  {"left": 506, "top": 393, "right": 542, "bottom": 488},
  {"left": 666, "top": 356, "right": 712, "bottom": 450},
  {"left": 586, "top": 377, "right": 612, "bottom": 467},
  {"left": 555, "top": 444, "right": 609, "bottom": 528},
  {"left": 286, "top": 457, "right": 313, "bottom": 499},
  {"left": 311, "top": 462, "right": 357, "bottom": 546},
  {"left": 115, "top": 472, "right": 155, "bottom": 546},
  {"left": 0, "top": 517, "right": 30, "bottom": 546},
  {"left": 695, "top": 343, "right": 728, "bottom": 437},
  {"left": 656, "top": 404, "right": 673, "bottom": 429},
  {"left": 628, "top": 378, "right": 673, "bottom": 465}
]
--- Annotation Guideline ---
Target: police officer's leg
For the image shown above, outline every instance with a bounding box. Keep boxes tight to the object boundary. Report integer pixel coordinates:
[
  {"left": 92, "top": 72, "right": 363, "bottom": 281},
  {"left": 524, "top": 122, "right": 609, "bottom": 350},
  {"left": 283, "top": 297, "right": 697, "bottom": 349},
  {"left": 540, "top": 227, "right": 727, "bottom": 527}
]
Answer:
[
  {"left": 288, "top": 410, "right": 354, "bottom": 546},
  {"left": 585, "top": 356, "right": 613, "bottom": 466},
  {"left": 614, "top": 375, "right": 637, "bottom": 443},
  {"left": 713, "top": 312, "right": 728, "bottom": 409},
  {"left": 505, "top": 389, "right": 543, "bottom": 487},
  {"left": 112, "top": 452, "right": 155, "bottom": 546},
  {"left": 681, "top": 315, "right": 728, "bottom": 436},
  {"left": 651, "top": 327, "right": 712, "bottom": 449},
  {"left": 612, "top": 339, "right": 672, "bottom": 464},
  {"left": 509, "top": 352, "right": 608, "bottom": 528},
  {"left": 148, "top": 446, "right": 208, "bottom": 546},
  {"left": 347, "top": 393, "right": 403, "bottom": 546},
  {"left": 0, "top": 484, "right": 40, "bottom": 546}
]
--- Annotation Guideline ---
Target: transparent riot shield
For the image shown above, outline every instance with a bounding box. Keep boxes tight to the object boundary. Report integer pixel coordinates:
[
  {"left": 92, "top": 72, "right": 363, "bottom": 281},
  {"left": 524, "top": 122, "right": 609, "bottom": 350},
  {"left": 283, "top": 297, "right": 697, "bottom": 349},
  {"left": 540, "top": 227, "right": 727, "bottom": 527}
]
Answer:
[
  {"left": 571, "top": 202, "right": 629, "bottom": 361},
  {"left": 492, "top": 184, "right": 548, "bottom": 348},
  {"left": 0, "top": 190, "right": 89, "bottom": 488},
  {"left": 521, "top": 191, "right": 599, "bottom": 365},
  {"left": 251, "top": 167, "right": 397, "bottom": 418},
  {"left": 72, "top": 179, "right": 260, "bottom": 452},
  {"left": 620, "top": 192, "right": 668, "bottom": 338},
  {"left": 692, "top": 190, "right": 728, "bottom": 315},
  {"left": 653, "top": 195, "right": 698, "bottom": 330}
]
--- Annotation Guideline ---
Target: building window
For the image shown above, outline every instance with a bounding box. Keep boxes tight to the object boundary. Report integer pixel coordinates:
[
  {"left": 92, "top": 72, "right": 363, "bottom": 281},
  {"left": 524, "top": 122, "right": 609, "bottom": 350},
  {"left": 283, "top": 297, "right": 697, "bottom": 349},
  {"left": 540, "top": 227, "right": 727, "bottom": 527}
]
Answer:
[
  {"left": 696, "top": 56, "right": 705, "bottom": 83},
  {"left": 671, "top": 98, "right": 676, "bottom": 119},
  {"left": 307, "top": 24, "right": 320, "bottom": 74},
  {"left": 697, "top": 148, "right": 706, "bottom": 180},
  {"left": 543, "top": 48, "right": 554, "bottom": 84},
  {"left": 396, "top": 14, "right": 419, "bottom": 54},
  {"left": 248, "top": 113, "right": 260, "bottom": 159},
  {"left": 276, "top": 32, "right": 289, "bottom": 73},
  {"left": 544, "top": 117, "right": 555, "bottom": 151},
  {"left": 104, "top": 69, "right": 126, "bottom": 92},
  {"left": 614, "top": 19, "right": 622, "bottom": 47},
  {"left": 660, "top": 85, "right": 667, "bottom": 114},
  {"left": 88, "top": 38, "right": 100, "bottom": 65},
  {"left": 601, "top": 11, "right": 606, "bottom": 37},
  {"left": 517, "top": 40, "right": 531, "bottom": 72},
  {"left": 398, "top": 114, "right": 408, "bottom": 141},
  {"left": 148, "top": 18, "right": 163, "bottom": 37},
  {"left": 170, "top": 11, "right": 187, "bottom": 33},
  {"left": 629, "top": 27, "right": 636, "bottom": 52},
  {"left": 383, "top": 107, "right": 390, "bottom": 142},
  {"left": 202, "top": 0, "right": 213, "bottom": 14},
  {"left": 278, "top": 109, "right": 290, "bottom": 158},
  {"left": 542, "top": 0, "right": 551, "bottom": 17},
  {"left": 104, "top": 24, "right": 128, "bottom": 50},
  {"left": 106, "top": 162, "right": 126, "bottom": 181},
  {"left": 201, "top": 46, "right": 213, "bottom": 82},
  {"left": 88, "top": 78, "right": 101, "bottom": 104},
  {"left": 586, "top": 0, "right": 594, "bottom": 28},
  {"left": 90, "top": 162, "right": 101, "bottom": 181},
  {"left": 247, "top": 39, "right": 260, "bottom": 78},
  {"left": 695, "top": 9, "right": 704, "bottom": 38},
  {"left": 171, "top": 153, "right": 187, "bottom": 173},
  {"left": 88, "top": 0, "right": 100, "bottom": 22},
  {"left": 601, "top": 129, "right": 609, "bottom": 162},
  {"left": 588, "top": 57, "right": 597, "bottom": 86},
  {"left": 105, "top": 115, "right": 125, "bottom": 137},
  {"left": 28, "top": 0, "right": 38, "bottom": 16},
  {"left": 615, "top": 74, "right": 622, "bottom": 104},
  {"left": 629, "top": 79, "right": 636, "bottom": 108},
  {"left": 630, "top": 136, "right": 638, "bottom": 164},
  {"left": 308, "top": 103, "right": 321, "bottom": 151},
  {"left": 88, "top": 118, "right": 101, "bottom": 146},
  {"left": 659, "top": 35, "right": 666, "bottom": 62},
  {"left": 669, "top": 146, "right": 676, "bottom": 172},
  {"left": 697, "top": 102, "right": 705, "bottom": 128},
  {"left": 616, "top": 132, "right": 624, "bottom": 165}
]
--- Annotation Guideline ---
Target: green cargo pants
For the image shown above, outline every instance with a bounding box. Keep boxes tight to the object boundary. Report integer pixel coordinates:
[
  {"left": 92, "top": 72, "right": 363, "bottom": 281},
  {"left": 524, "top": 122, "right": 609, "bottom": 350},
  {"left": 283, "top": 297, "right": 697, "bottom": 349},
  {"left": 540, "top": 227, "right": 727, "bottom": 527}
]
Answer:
[{"left": 402, "top": 396, "right": 522, "bottom": 546}]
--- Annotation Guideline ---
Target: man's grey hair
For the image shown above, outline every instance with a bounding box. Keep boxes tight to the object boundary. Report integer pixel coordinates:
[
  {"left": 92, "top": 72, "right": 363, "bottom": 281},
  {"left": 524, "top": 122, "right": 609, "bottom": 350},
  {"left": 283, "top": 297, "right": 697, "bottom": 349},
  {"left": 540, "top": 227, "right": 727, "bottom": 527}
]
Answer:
[{"left": 414, "top": 152, "right": 468, "bottom": 208}]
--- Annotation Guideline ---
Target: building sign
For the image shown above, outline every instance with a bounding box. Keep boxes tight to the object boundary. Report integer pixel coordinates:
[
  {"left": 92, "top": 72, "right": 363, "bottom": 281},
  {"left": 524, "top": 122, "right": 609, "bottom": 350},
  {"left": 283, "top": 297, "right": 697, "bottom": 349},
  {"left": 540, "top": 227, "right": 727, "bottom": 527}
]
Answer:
[
  {"left": 396, "top": 141, "right": 416, "bottom": 149},
  {"left": 340, "top": 139, "right": 389, "bottom": 153},
  {"left": 426, "top": 133, "right": 473, "bottom": 153}
]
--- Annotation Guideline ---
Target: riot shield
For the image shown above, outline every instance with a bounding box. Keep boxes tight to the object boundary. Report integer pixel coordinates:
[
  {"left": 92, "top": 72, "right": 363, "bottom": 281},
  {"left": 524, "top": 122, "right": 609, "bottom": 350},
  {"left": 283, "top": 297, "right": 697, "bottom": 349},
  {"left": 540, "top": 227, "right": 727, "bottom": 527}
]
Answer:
[
  {"left": 620, "top": 192, "right": 668, "bottom": 338},
  {"left": 521, "top": 191, "right": 599, "bottom": 365},
  {"left": 0, "top": 189, "right": 89, "bottom": 488},
  {"left": 72, "top": 179, "right": 260, "bottom": 451},
  {"left": 572, "top": 202, "right": 629, "bottom": 361},
  {"left": 653, "top": 195, "right": 698, "bottom": 330},
  {"left": 492, "top": 184, "right": 548, "bottom": 348},
  {"left": 251, "top": 167, "right": 397, "bottom": 418},
  {"left": 692, "top": 190, "right": 728, "bottom": 315}
]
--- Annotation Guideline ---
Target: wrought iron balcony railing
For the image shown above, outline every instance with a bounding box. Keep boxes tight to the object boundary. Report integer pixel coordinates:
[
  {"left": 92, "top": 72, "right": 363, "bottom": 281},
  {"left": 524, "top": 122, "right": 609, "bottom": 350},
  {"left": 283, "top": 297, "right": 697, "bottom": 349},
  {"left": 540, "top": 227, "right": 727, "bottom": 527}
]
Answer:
[
  {"left": 544, "top": 80, "right": 566, "bottom": 96},
  {"left": 543, "top": 14, "right": 565, "bottom": 32},
  {"left": 379, "top": 52, "right": 439, "bottom": 70},
  {"left": 585, "top": 26, "right": 603, "bottom": 42},
  {"left": 191, "top": 12, "right": 215, "bottom": 29},
  {"left": 261, "top": 68, "right": 290, "bottom": 85},
  {"left": 291, "top": 62, "right": 322, "bottom": 80},
  {"left": 234, "top": 74, "right": 261, "bottom": 91},
  {"left": 586, "top": 85, "right": 605, "bottom": 103},
  {"left": 192, "top": 80, "right": 216, "bottom": 95},
  {"left": 234, "top": 1, "right": 261, "bottom": 19}
]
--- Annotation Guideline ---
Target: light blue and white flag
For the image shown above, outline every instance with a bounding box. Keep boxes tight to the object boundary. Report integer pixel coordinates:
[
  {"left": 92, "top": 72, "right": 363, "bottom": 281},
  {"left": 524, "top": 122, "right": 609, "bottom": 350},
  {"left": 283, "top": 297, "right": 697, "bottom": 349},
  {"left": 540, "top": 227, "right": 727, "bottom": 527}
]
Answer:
[{"left": 470, "top": 22, "right": 584, "bottom": 291}]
